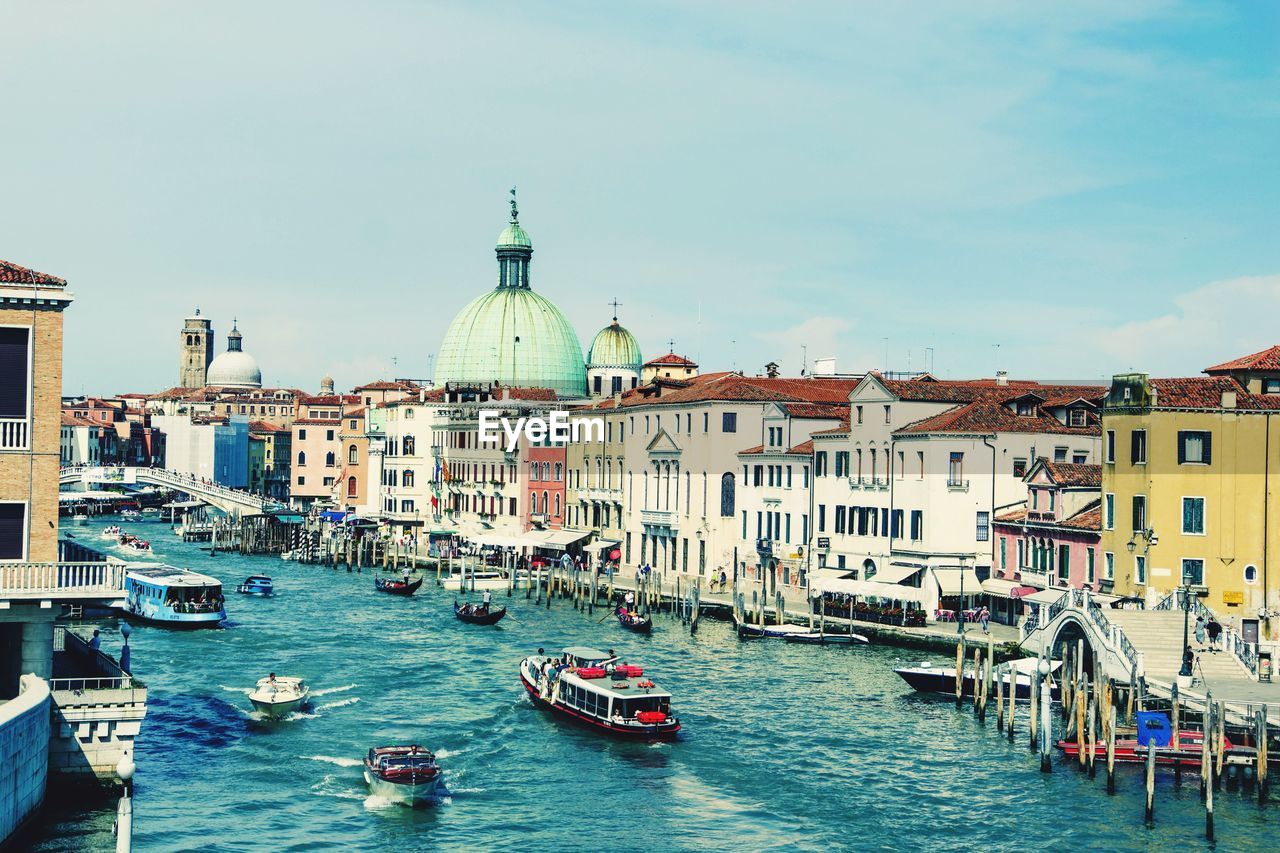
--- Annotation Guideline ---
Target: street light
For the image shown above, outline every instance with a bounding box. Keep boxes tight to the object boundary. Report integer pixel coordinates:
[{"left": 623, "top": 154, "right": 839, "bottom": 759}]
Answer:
[{"left": 119, "top": 622, "right": 133, "bottom": 674}]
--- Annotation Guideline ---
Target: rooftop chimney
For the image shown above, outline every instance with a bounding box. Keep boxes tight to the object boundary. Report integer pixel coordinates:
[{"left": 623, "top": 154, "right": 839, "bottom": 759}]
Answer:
[{"left": 996, "top": 370, "right": 1009, "bottom": 386}]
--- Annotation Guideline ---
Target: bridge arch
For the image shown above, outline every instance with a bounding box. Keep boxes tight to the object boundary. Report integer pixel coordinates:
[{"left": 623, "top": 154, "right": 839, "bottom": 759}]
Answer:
[{"left": 1049, "top": 612, "right": 1099, "bottom": 675}]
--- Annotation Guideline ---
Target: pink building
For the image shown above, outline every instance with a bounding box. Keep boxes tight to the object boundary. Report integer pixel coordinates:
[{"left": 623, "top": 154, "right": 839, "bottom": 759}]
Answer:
[
  {"left": 526, "top": 444, "right": 566, "bottom": 530},
  {"left": 990, "top": 459, "right": 1101, "bottom": 625}
]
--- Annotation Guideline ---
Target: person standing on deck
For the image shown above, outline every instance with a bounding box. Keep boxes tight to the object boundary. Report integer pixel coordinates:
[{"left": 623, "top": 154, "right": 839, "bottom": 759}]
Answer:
[
  {"left": 979, "top": 608, "right": 990, "bottom": 634},
  {"left": 481, "top": 589, "right": 492, "bottom": 614}
]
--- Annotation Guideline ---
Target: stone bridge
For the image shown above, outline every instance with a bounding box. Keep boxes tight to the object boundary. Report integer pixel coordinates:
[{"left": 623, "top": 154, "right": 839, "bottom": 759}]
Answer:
[{"left": 59, "top": 466, "right": 279, "bottom": 517}]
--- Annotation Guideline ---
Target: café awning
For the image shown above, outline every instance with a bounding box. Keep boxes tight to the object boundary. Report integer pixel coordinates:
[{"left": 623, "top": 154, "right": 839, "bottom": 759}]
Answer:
[
  {"left": 932, "top": 568, "right": 982, "bottom": 597},
  {"left": 582, "top": 539, "right": 619, "bottom": 553},
  {"left": 871, "top": 564, "right": 924, "bottom": 585},
  {"left": 533, "top": 529, "right": 590, "bottom": 550},
  {"left": 981, "top": 577, "right": 1023, "bottom": 598}
]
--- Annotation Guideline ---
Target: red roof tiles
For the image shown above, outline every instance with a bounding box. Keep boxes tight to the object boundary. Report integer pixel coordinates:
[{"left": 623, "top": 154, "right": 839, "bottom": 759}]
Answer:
[
  {"left": 895, "top": 398, "right": 1100, "bottom": 436},
  {"left": 1039, "top": 461, "right": 1102, "bottom": 487},
  {"left": 1205, "top": 345, "right": 1280, "bottom": 374},
  {"left": 0, "top": 259, "right": 66, "bottom": 286},
  {"left": 644, "top": 353, "right": 698, "bottom": 367}
]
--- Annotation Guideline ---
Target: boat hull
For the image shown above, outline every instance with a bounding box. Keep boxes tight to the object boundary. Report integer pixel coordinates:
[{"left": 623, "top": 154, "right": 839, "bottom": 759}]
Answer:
[
  {"left": 122, "top": 602, "right": 225, "bottom": 627},
  {"left": 249, "top": 694, "right": 308, "bottom": 718},
  {"left": 1057, "top": 733, "right": 1225, "bottom": 767},
  {"left": 784, "top": 632, "right": 868, "bottom": 645},
  {"left": 894, "top": 667, "right": 1060, "bottom": 702},
  {"left": 453, "top": 604, "right": 507, "bottom": 625},
  {"left": 518, "top": 670, "right": 679, "bottom": 741},
  {"left": 617, "top": 615, "right": 652, "bottom": 634},
  {"left": 375, "top": 577, "right": 423, "bottom": 596},
  {"left": 364, "top": 770, "right": 441, "bottom": 806}
]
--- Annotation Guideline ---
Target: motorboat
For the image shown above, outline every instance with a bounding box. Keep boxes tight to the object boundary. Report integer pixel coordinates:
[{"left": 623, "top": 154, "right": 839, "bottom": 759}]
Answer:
[
  {"left": 733, "top": 617, "right": 821, "bottom": 640},
  {"left": 1058, "top": 729, "right": 1231, "bottom": 767},
  {"left": 454, "top": 600, "right": 507, "bottom": 625},
  {"left": 236, "top": 575, "right": 275, "bottom": 596},
  {"left": 894, "top": 657, "right": 1062, "bottom": 701},
  {"left": 615, "top": 607, "right": 652, "bottom": 634},
  {"left": 375, "top": 575, "right": 423, "bottom": 596},
  {"left": 121, "top": 509, "right": 142, "bottom": 519},
  {"left": 280, "top": 550, "right": 297, "bottom": 561},
  {"left": 442, "top": 570, "right": 514, "bottom": 592},
  {"left": 519, "top": 646, "right": 680, "bottom": 740},
  {"left": 248, "top": 675, "right": 309, "bottom": 718},
  {"left": 101, "top": 525, "right": 122, "bottom": 538},
  {"left": 141, "top": 507, "right": 160, "bottom": 514},
  {"left": 363, "top": 746, "right": 442, "bottom": 806},
  {"left": 118, "top": 534, "right": 152, "bottom": 552},
  {"left": 783, "top": 631, "right": 869, "bottom": 645},
  {"left": 122, "top": 565, "right": 226, "bottom": 626}
]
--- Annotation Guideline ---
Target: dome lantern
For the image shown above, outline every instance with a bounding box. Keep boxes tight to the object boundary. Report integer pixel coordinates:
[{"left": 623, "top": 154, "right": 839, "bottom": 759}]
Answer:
[{"left": 206, "top": 320, "right": 263, "bottom": 389}]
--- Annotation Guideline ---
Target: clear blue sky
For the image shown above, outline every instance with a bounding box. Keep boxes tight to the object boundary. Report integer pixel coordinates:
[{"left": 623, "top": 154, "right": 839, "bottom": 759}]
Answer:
[{"left": 3, "top": 1, "right": 1278, "bottom": 394}]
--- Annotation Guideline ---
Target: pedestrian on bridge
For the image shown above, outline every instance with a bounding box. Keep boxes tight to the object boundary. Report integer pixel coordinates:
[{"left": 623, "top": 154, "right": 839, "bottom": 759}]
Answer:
[
  {"left": 1206, "top": 616, "right": 1222, "bottom": 651},
  {"left": 1195, "top": 615, "right": 1206, "bottom": 648}
]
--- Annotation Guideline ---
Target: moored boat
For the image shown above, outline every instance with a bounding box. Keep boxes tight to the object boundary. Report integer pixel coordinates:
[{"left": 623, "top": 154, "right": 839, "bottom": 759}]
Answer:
[
  {"left": 363, "top": 746, "right": 442, "bottom": 806},
  {"left": 442, "top": 570, "right": 515, "bottom": 591},
  {"left": 519, "top": 646, "right": 680, "bottom": 740},
  {"left": 453, "top": 600, "right": 507, "bottom": 625},
  {"left": 247, "top": 674, "right": 309, "bottom": 717},
  {"left": 615, "top": 607, "right": 652, "bottom": 634},
  {"left": 375, "top": 576, "right": 423, "bottom": 596},
  {"left": 1058, "top": 729, "right": 1230, "bottom": 767},
  {"left": 894, "top": 657, "right": 1062, "bottom": 701},
  {"left": 122, "top": 565, "right": 226, "bottom": 626},
  {"left": 784, "top": 631, "right": 869, "bottom": 645},
  {"left": 733, "top": 617, "right": 816, "bottom": 639},
  {"left": 236, "top": 575, "right": 275, "bottom": 596}
]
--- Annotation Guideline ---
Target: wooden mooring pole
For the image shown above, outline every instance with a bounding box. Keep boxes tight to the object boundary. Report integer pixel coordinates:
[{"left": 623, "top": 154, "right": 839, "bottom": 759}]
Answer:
[
  {"left": 995, "top": 664, "right": 1005, "bottom": 730},
  {"left": 955, "top": 637, "right": 966, "bottom": 709},
  {"left": 1145, "top": 738, "right": 1156, "bottom": 824},
  {"left": 1205, "top": 700, "right": 1215, "bottom": 841},
  {"left": 972, "top": 646, "right": 984, "bottom": 719},
  {"left": 1029, "top": 657, "right": 1040, "bottom": 754},
  {"left": 1106, "top": 703, "right": 1117, "bottom": 794},
  {"left": 1259, "top": 705, "right": 1270, "bottom": 805}
]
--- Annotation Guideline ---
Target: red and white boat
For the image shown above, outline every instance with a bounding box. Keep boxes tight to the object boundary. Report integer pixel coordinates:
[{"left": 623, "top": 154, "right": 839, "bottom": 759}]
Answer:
[
  {"left": 519, "top": 646, "right": 680, "bottom": 740},
  {"left": 363, "top": 745, "right": 442, "bottom": 806},
  {"left": 1057, "top": 729, "right": 1231, "bottom": 767}
]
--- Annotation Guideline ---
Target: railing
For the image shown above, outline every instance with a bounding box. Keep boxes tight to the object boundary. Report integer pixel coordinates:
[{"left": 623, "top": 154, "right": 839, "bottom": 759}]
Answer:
[
  {"left": 1153, "top": 589, "right": 1259, "bottom": 677},
  {"left": 0, "top": 417, "right": 29, "bottom": 450},
  {"left": 0, "top": 562, "right": 124, "bottom": 596},
  {"left": 641, "top": 509, "right": 677, "bottom": 528},
  {"left": 60, "top": 465, "right": 273, "bottom": 511},
  {"left": 50, "top": 675, "right": 133, "bottom": 692},
  {"left": 946, "top": 479, "right": 970, "bottom": 492}
]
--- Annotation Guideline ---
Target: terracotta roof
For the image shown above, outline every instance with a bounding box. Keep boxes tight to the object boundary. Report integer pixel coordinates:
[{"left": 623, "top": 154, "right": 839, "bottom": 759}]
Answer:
[
  {"left": 738, "top": 438, "right": 815, "bottom": 456},
  {"left": 782, "top": 402, "right": 847, "bottom": 419},
  {"left": 738, "top": 444, "right": 765, "bottom": 455},
  {"left": 293, "top": 418, "right": 340, "bottom": 426},
  {"left": 60, "top": 413, "right": 98, "bottom": 428},
  {"left": 298, "top": 394, "right": 344, "bottom": 406},
  {"left": 344, "top": 407, "right": 366, "bottom": 418},
  {"left": 1061, "top": 502, "right": 1102, "bottom": 531},
  {"left": 354, "top": 380, "right": 420, "bottom": 391},
  {"left": 502, "top": 387, "right": 558, "bottom": 401},
  {"left": 1040, "top": 460, "right": 1101, "bottom": 487},
  {"left": 248, "top": 420, "right": 288, "bottom": 432},
  {"left": 0, "top": 258, "right": 66, "bottom": 286},
  {"left": 995, "top": 508, "right": 1027, "bottom": 523},
  {"left": 896, "top": 398, "right": 1101, "bottom": 436},
  {"left": 644, "top": 353, "right": 698, "bottom": 367},
  {"left": 1146, "top": 377, "right": 1280, "bottom": 411},
  {"left": 810, "top": 419, "right": 851, "bottom": 438},
  {"left": 1205, "top": 345, "right": 1280, "bottom": 374},
  {"left": 621, "top": 374, "right": 862, "bottom": 409}
]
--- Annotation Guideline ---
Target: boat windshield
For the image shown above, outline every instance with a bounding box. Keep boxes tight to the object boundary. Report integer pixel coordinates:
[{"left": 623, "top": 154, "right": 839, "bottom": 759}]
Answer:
[
  {"left": 612, "top": 696, "right": 670, "bottom": 718},
  {"left": 167, "top": 584, "right": 225, "bottom": 613},
  {"left": 378, "top": 753, "right": 435, "bottom": 771}
]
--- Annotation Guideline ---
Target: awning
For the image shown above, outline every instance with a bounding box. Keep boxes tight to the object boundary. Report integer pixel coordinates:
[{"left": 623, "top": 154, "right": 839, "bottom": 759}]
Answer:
[
  {"left": 981, "top": 578, "right": 1023, "bottom": 598},
  {"left": 809, "top": 573, "right": 930, "bottom": 604},
  {"left": 320, "top": 510, "right": 349, "bottom": 522},
  {"left": 429, "top": 529, "right": 458, "bottom": 537},
  {"left": 1024, "top": 588, "right": 1069, "bottom": 606},
  {"left": 534, "top": 529, "right": 591, "bottom": 550},
  {"left": 270, "top": 513, "right": 305, "bottom": 524},
  {"left": 471, "top": 533, "right": 537, "bottom": 548},
  {"left": 932, "top": 568, "right": 982, "bottom": 596},
  {"left": 582, "top": 539, "right": 620, "bottom": 553},
  {"left": 871, "top": 564, "right": 924, "bottom": 585},
  {"left": 1011, "top": 585, "right": 1039, "bottom": 598},
  {"left": 860, "top": 581, "right": 930, "bottom": 605}
]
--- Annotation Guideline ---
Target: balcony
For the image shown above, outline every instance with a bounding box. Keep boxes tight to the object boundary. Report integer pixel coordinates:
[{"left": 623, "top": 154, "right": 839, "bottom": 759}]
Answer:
[
  {"left": 0, "top": 562, "right": 125, "bottom": 601},
  {"left": 0, "top": 418, "right": 28, "bottom": 450},
  {"left": 583, "top": 487, "right": 623, "bottom": 502},
  {"left": 946, "top": 479, "right": 969, "bottom": 493},
  {"left": 529, "top": 513, "right": 548, "bottom": 525},
  {"left": 641, "top": 509, "right": 678, "bottom": 532}
]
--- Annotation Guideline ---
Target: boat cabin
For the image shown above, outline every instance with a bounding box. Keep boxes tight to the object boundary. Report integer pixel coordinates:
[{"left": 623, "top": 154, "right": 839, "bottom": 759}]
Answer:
[{"left": 126, "top": 566, "right": 224, "bottom": 613}]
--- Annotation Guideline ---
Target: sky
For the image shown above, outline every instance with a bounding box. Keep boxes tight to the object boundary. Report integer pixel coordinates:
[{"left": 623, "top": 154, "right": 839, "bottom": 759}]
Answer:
[{"left": 2, "top": 0, "right": 1278, "bottom": 395}]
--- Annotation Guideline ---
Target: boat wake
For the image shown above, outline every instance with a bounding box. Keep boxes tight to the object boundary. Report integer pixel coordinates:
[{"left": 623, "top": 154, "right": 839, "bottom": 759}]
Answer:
[
  {"left": 315, "top": 697, "right": 361, "bottom": 712},
  {"left": 309, "top": 773, "right": 365, "bottom": 802},
  {"left": 302, "top": 755, "right": 362, "bottom": 768},
  {"left": 310, "top": 683, "right": 358, "bottom": 697},
  {"left": 220, "top": 685, "right": 253, "bottom": 696}
]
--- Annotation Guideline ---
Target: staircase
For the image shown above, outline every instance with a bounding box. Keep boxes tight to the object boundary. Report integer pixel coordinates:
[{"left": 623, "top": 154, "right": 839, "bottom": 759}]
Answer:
[{"left": 1105, "top": 610, "right": 1252, "bottom": 684}]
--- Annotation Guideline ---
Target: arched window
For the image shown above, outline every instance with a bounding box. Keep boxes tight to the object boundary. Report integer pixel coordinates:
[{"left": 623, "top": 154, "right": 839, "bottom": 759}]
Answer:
[
  {"left": 348, "top": 444, "right": 358, "bottom": 464},
  {"left": 554, "top": 462, "right": 563, "bottom": 481},
  {"left": 530, "top": 462, "right": 538, "bottom": 479},
  {"left": 863, "top": 558, "right": 877, "bottom": 580},
  {"left": 720, "top": 472, "right": 735, "bottom": 517},
  {"left": 530, "top": 491, "right": 537, "bottom": 511},
  {"left": 542, "top": 491, "right": 549, "bottom": 514},
  {"left": 554, "top": 494, "right": 561, "bottom": 516},
  {"left": 1245, "top": 564, "right": 1258, "bottom": 584},
  {"left": 347, "top": 476, "right": 357, "bottom": 497},
  {"left": 404, "top": 435, "right": 415, "bottom": 455},
  {"left": 542, "top": 461, "right": 550, "bottom": 480},
  {"left": 186, "top": 334, "right": 193, "bottom": 346},
  {"left": 325, "top": 451, "right": 336, "bottom": 467},
  {"left": 403, "top": 469, "right": 414, "bottom": 488},
  {"left": 297, "top": 451, "right": 306, "bottom": 466}
]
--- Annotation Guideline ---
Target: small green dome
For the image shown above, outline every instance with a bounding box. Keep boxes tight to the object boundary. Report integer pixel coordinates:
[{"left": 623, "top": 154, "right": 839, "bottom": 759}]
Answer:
[
  {"left": 587, "top": 321, "right": 642, "bottom": 368},
  {"left": 435, "top": 286, "right": 587, "bottom": 399},
  {"left": 496, "top": 222, "right": 532, "bottom": 248}
]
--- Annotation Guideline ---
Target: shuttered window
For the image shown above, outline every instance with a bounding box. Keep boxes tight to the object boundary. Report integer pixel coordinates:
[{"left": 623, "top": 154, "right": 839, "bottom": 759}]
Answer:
[
  {"left": 0, "top": 503, "right": 26, "bottom": 559},
  {"left": 0, "top": 328, "right": 31, "bottom": 419}
]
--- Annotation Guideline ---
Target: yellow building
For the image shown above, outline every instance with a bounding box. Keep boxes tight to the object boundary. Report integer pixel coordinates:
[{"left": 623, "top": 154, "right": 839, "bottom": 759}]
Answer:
[
  {"left": 1101, "top": 346, "right": 1280, "bottom": 641},
  {"left": 564, "top": 397, "right": 628, "bottom": 561}
]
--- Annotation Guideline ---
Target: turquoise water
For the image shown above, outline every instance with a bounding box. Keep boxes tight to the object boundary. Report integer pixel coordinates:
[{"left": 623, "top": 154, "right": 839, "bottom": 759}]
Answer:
[{"left": 26, "top": 517, "right": 1277, "bottom": 851}]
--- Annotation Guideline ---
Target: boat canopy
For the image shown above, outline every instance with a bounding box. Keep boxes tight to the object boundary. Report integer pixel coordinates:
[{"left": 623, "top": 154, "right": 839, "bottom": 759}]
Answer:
[{"left": 562, "top": 646, "right": 611, "bottom": 663}]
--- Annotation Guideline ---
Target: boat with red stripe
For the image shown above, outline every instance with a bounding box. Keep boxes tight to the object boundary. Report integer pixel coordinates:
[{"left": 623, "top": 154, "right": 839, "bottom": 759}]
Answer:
[{"left": 519, "top": 646, "right": 680, "bottom": 740}]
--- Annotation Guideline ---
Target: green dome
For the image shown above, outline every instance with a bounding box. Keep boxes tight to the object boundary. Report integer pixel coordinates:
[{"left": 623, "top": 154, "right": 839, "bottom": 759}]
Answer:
[
  {"left": 435, "top": 288, "right": 586, "bottom": 398},
  {"left": 496, "top": 222, "right": 532, "bottom": 248},
  {"left": 587, "top": 321, "right": 642, "bottom": 368}
]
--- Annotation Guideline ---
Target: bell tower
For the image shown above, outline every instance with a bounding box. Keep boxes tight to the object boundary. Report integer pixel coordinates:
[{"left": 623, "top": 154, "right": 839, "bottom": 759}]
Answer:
[{"left": 180, "top": 308, "right": 214, "bottom": 388}]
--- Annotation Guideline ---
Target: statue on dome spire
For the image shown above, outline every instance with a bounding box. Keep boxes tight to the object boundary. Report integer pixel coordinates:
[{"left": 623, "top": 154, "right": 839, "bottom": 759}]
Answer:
[{"left": 509, "top": 186, "right": 519, "bottom": 223}]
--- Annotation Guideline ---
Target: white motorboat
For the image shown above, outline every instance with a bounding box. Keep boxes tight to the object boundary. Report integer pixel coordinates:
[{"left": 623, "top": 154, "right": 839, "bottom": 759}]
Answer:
[
  {"left": 248, "top": 675, "right": 309, "bottom": 717},
  {"left": 442, "top": 570, "right": 516, "bottom": 591},
  {"left": 363, "top": 746, "right": 442, "bottom": 806}
]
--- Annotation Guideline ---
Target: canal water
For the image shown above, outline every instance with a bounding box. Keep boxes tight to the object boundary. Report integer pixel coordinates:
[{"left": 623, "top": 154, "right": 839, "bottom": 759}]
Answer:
[{"left": 26, "top": 516, "right": 1276, "bottom": 851}]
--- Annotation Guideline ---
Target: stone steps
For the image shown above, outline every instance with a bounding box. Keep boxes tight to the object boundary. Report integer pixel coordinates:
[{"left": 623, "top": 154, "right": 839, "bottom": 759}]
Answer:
[{"left": 1106, "top": 611, "right": 1248, "bottom": 681}]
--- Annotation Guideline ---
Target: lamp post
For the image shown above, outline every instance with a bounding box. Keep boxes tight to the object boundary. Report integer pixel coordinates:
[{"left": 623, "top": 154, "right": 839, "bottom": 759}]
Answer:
[
  {"left": 114, "top": 751, "right": 135, "bottom": 853},
  {"left": 1179, "top": 582, "right": 1194, "bottom": 678},
  {"left": 119, "top": 622, "right": 132, "bottom": 675},
  {"left": 957, "top": 558, "right": 967, "bottom": 635}
]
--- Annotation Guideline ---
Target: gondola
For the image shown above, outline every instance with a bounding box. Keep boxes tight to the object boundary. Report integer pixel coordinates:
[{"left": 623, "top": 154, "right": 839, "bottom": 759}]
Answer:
[
  {"left": 375, "top": 576, "right": 423, "bottom": 596},
  {"left": 615, "top": 608, "right": 653, "bottom": 634},
  {"left": 453, "top": 600, "right": 507, "bottom": 625}
]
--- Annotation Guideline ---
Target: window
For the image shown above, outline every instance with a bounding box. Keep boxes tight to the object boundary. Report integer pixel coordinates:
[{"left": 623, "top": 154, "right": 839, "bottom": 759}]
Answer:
[
  {"left": 593, "top": 375, "right": 602, "bottom": 394},
  {"left": 835, "top": 452, "right": 849, "bottom": 478},
  {"left": 1013, "top": 457, "right": 1027, "bottom": 478},
  {"left": 323, "top": 476, "right": 335, "bottom": 487},
  {"left": 720, "top": 473, "right": 735, "bottom": 517},
  {"left": 325, "top": 451, "right": 336, "bottom": 467},
  {"left": 834, "top": 506, "right": 846, "bottom": 534},
  {"left": 554, "top": 462, "right": 563, "bottom": 481},
  {"left": 1016, "top": 399, "right": 1036, "bottom": 417},
  {"left": 1053, "top": 446, "right": 1068, "bottom": 463},
  {"left": 948, "top": 452, "right": 964, "bottom": 485},
  {"left": 1178, "top": 431, "right": 1212, "bottom": 465},
  {"left": 1000, "top": 538, "right": 1007, "bottom": 569},
  {"left": 753, "top": 465, "right": 763, "bottom": 487},
  {"left": 1131, "top": 430, "right": 1146, "bottom": 465},
  {"left": 855, "top": 405, "right": 863, "bottom": 424},
  {"left": 815, "top": 452, "right": 828, "bottom": 477},
  {"left": 891, "top": 510, "right": 903, "bottom": 538},
  {"left": 1105, "top": 430, "right": 1115, "bottom": 463},
  {"left": 1182, "top": 497, "right": 1205, "bottom": 535},
  {"left": 1132, "top": 495, "right": 1146, "bottom": 533},
  {"left": 347, "top": 476, "right": 357, "bottom": 498},
  {"left": 909, "top": 510, "right": 923, "bottom": 540},
  {"left": 1068, "top": 409, "right": 1086, "bottom": 427},
  {"left": 1245, "top": 564, "right": 1259, "bottom": 584},
  {"left": 348, "top": 444, "right": 358, "bottom": 464},
  {"left": 1135, "top": 555, "right": 1147, "bottom": 585},
  {"left": 0, "top": 502, "right": 27, "bottom": 560},
  {"left": 1181, "top": 558, "right": 1204, "bottom": 586},
  {"left": 1086, "top": 548, "right": 1095, "bottom": 583},
  {"left": 1058, "top": 545, "right": 1070, "bottom": 581},
  {"left": 976, "top": 511, "right": 989, "bottom": 542},
  {"left": 1104, "top": 494, "right": 1114, "bottom": 530},
  {"left": 817, "top": 504, "right": 826, "bottom": 532},
  {"left": 1104, "top": 552, "right": 1114, "bottom": 581},
  {"left": 326, "top": 429, "right": 334, "bottom": 441},
  {"left": 297, "top": 451, "right": 306, "bottom": 466},
  {"left": 1073, "top": 453, "right": 1087, "bottom": 464},
  {"left": 298, "top": 429, "right": 307, "bottom": 440},
  {"left": 722, "top": 412, "right": 737, "bottom": 433},
  {"left": 403, "top": 470, "right": 414, "bottom": 488},
  {"left": 1265, "top": 379, "right": 1280, "bottom": 395},
  {"left": 883, "top": 405, "right": 891, "bottom": 423},
  {"left": 297, "top": 475, "right": 305, "bottom": 485}
]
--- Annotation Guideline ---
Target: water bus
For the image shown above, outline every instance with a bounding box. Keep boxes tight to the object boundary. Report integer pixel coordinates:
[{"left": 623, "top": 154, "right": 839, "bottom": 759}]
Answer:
[
  {"left": 122, "top": 565, "right": 226, "bottom": 626},
  {"left": 363, "top": 746, "right": 442, "bottom": 806},
  {"left": 519, "top": 646, "right": 680, "bottom": 740}
]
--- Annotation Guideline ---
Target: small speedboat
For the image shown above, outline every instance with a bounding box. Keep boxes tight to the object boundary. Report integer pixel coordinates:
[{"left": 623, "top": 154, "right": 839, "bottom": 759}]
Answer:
[
  {"left": 375, "top": 576, "right": 423, "bottom": 596},
  {"left": 364, "top": 745, "right": 442, "bottom": 806},
  {"left": 615, "top": 607, "right": 652, "bottom": 634},
  {"left": 142, "top": 507, "right": 160, "bottom": 514},
  {"left": 236, "top": 575, "right": 275, "bottom": 596},
  {"left": 454, "top": 600, "right": 507, "bottom": 625},
  {"left": 101, "top": 525, "right": 122, "bottom": 538},
  {"left": 733, "top": 617, "right": 817, "bottom": 640},
  {"left": 280, "top": 550, "right": 297, "bottom": 561},
  {"left": 118, "top": 534, "right": 152, "bottom": 552},
  {"left": 784, "top": 631, "right": 869, "bottom": 645},
  {"left": 248, "top": 675, "right": 309, "bottom": 718},
  {"left": 121, "top": 509, "right": 142, "bottom": 519},
  {"left": 894, "top": 657, "right": 1061, "bottom": 701}
]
